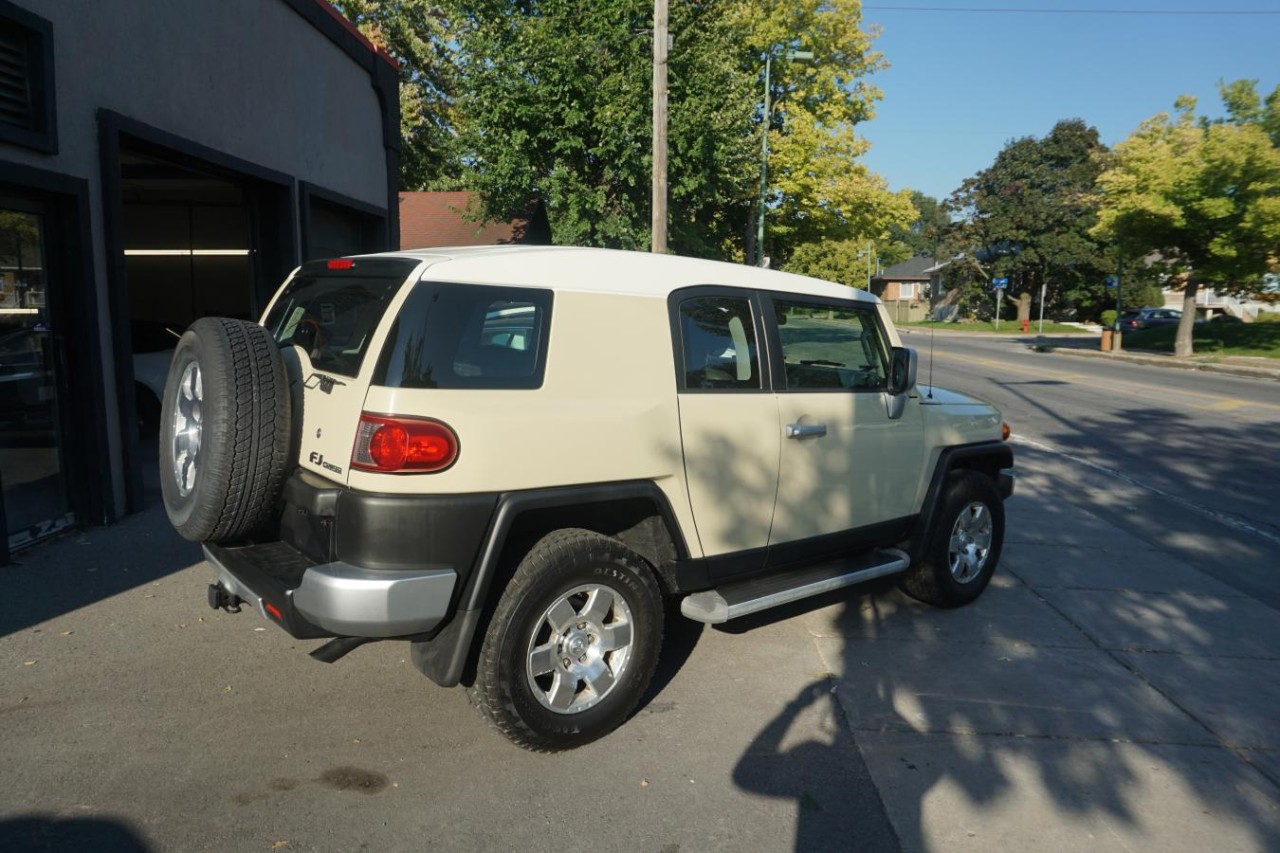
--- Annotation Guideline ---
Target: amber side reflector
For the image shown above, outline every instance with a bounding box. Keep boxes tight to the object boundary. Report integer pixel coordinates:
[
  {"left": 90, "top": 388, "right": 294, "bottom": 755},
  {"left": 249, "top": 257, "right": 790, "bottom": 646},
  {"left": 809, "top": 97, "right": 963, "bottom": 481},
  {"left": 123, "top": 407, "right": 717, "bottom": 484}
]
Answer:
[{"left": 1002, "top": 422, "right": 1011, "bottom": 441}]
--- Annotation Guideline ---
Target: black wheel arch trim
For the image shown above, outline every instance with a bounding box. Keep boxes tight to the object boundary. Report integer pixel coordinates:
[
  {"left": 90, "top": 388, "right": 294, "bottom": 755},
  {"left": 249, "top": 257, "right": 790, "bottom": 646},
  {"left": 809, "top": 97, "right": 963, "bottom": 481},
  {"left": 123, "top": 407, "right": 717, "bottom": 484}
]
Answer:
[
  {"left": 907, "top": 441, "right": 1014, "bottom": 562},
  {"left": 411, "top": 480, "right": 691, "bottom": 687}
]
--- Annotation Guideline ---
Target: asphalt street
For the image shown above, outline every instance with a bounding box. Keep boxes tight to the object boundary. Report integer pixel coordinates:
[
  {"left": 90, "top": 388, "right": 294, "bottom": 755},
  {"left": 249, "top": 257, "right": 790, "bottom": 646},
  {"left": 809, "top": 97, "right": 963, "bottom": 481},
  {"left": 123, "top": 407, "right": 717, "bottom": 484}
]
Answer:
[
  {"left": 907, "top": 331, "right": 1280, "bottom": 610},
  {"left": 2, "top": 338, "right": 1278, "bottom": 852}
]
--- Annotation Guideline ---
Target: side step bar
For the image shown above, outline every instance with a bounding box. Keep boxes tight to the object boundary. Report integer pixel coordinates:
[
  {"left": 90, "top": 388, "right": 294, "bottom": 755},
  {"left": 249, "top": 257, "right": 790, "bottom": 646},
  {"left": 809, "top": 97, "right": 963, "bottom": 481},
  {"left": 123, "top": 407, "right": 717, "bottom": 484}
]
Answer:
[{"left": 680, "top": 548, "right": 910, "bottom": 624}]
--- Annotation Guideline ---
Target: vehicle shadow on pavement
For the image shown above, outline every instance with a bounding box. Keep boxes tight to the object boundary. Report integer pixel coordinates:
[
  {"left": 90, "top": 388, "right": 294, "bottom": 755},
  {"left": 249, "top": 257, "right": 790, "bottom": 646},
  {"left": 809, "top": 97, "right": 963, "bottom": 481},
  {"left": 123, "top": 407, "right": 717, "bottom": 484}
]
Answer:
[
  {"left": 728, "top": 450, "right": 1280, "bottom": 852},
  {"left": 0, "top": 814, "right": 153, "bottom": 853}
]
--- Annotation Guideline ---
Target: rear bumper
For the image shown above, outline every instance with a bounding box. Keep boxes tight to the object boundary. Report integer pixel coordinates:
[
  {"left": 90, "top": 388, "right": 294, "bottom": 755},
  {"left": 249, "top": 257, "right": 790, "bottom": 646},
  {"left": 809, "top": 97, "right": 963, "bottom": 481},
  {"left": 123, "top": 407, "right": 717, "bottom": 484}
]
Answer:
[{"left": 204, "top": 542, "right": 456, "bottom": 639}]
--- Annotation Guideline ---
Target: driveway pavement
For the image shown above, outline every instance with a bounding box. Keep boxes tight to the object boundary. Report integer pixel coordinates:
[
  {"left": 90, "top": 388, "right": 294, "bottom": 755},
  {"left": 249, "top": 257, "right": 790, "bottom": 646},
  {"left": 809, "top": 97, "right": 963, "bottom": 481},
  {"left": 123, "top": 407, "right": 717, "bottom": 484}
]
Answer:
[{"left": 2, "top": 446, "right": 1278, "bottom": 852}]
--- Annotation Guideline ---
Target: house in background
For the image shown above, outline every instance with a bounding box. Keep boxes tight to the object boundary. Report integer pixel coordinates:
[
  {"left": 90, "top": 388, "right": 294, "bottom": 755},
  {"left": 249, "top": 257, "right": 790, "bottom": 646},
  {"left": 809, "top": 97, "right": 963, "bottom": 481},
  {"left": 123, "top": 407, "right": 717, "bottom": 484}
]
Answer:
[
  {"left": 870, "top": 256, "right": 947, "bottom": 324},
  {"left": 399, "top": 191, "right": 552, "bottom": 249}
]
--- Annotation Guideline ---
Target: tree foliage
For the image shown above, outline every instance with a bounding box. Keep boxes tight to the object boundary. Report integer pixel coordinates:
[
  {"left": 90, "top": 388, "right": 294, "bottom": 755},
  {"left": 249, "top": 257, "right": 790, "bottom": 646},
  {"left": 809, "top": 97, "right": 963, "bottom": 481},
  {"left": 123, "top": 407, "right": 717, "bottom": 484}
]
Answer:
[
  {"left": 447, "top": 0, "right": 758, "bottom": 255},
  {"left": 330, "top": 0, "right": 461, "bottom": 190},
  {"left": 745, "top": 0, "right": 914, "bottom": 270},
  {"left": 945, "top": 119, "right": 1112, "bottom": 318},
  {"left": 1093, "top": 88, "right": 1280, "bottom": 356},
  {"left": 329, "top": 0, "right": 899, "bottom": 262}
]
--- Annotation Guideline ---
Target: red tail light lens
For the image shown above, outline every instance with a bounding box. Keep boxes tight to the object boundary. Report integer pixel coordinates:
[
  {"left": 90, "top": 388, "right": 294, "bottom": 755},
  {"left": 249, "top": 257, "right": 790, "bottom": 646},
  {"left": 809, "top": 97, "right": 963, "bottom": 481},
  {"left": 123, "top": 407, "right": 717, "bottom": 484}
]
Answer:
[
  {"left": 351, "top": 414, "right": 459, "bottom": 473},
  {"left": 327, "top": 258, "right": 355, "bottom": 270}
]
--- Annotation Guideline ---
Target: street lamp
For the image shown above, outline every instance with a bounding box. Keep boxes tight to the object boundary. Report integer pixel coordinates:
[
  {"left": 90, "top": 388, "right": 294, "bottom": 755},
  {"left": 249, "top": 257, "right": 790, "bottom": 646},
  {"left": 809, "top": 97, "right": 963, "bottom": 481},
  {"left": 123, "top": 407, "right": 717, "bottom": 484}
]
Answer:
[{"left": 756, "top": 48, "right": 813, "bottom": 267}]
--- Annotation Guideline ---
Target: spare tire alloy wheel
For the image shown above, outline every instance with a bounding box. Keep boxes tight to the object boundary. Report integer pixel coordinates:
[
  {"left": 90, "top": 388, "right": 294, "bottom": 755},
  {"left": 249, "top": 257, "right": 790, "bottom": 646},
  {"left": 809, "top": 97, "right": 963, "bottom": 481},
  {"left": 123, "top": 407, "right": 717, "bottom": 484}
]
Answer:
[
  {"left": 160, "top": 317, "right": 291, "bottom": 544},
  {"left": 471, "top": 529, "right": 663, "bottom": 751},
  {"left": 171, "top": 360, "right": 203, "bottom": 498},
  {"left": 899, "top": 470, "right": 1004, "bottom": 608}
]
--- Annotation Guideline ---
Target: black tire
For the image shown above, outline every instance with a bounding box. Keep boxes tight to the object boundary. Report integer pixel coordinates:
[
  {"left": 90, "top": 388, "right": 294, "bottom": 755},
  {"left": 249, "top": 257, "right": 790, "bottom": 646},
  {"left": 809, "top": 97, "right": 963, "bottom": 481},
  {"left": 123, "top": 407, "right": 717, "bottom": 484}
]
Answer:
[
  {"left": 899, "top": 470, "right": 1004, "bottom": 608},
  {"left": 468, "top": 529, "right": 664, "bottom": 751},
  {"left": 159, "top": 317, "right": 290, "bottom": 543}
]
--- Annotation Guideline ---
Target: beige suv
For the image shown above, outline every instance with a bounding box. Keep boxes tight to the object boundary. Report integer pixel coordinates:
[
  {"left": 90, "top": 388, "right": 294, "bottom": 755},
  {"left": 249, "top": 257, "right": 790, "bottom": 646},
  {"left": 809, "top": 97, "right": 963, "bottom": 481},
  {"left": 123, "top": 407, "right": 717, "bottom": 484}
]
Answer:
[{"left": 160, "top": 246, "right": 1013, "bottom": 751}]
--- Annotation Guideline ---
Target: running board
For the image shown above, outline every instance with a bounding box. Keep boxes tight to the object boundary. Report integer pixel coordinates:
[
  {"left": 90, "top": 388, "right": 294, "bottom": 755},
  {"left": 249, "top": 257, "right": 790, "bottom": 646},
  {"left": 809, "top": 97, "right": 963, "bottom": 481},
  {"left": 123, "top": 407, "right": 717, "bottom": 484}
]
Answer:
[{"left": 680, "top": 548, "right": 910, "bottom": 624}]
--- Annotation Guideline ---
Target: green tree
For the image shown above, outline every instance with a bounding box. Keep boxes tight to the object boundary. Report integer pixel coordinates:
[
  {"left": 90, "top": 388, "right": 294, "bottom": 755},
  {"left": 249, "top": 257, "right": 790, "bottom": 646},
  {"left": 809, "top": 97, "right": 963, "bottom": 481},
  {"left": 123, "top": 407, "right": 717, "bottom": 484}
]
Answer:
[
  {"left": 330, "top": 1, "right": 461, "bottom": 190},
  {"left": 743, "top": 0, "right": 913, "bottom": 267},
  {"left": 449, "top": 0, "right": 758, "bottom": 255},
  {"left": 1093, "top": 91, "right": 1280, "bottom": 356},
  {"left": 946, "top": 119, "right": 1112, "bottom": 319},
  {"left": 888, "top": 191, "right": 950, "bottom": 258}
]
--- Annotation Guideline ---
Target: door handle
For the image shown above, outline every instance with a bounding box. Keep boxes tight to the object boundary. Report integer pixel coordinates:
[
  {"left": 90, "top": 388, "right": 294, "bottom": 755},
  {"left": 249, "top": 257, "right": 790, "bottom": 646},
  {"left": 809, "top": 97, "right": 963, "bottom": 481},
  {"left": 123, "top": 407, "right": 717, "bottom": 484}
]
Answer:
[{"left": 785, "top": 423, "right": 827, "bottom": 439}]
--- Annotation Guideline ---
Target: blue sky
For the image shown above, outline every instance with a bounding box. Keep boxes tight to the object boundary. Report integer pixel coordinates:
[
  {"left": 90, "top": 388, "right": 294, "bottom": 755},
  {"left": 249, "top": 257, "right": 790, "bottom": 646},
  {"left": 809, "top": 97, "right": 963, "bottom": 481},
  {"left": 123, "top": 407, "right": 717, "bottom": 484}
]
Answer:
[{"left": 858, "top": 1, "right": 1280, "bottom": 202}]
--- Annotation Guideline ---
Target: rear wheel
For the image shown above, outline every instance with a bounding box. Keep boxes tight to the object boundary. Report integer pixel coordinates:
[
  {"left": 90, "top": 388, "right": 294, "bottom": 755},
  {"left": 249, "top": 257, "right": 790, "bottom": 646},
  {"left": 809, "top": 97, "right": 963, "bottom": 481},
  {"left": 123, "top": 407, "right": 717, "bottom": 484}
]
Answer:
[
  {"left": 469, "top": 529, "right": 664, "bottom": 751},
  {"left": 900, "top": 470, "right": 1004, "bottom": 608},
  {"left": 159, "top": 317, "right": 290, "bottom": 543}
]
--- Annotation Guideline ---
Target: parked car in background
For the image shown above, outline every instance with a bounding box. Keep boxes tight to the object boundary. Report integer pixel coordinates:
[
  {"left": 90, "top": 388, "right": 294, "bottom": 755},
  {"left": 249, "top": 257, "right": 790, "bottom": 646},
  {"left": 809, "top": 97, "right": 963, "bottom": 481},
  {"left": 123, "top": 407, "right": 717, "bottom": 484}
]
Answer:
[{"left": 1116, "top": 307, "right": 1182, "bottom": 331}]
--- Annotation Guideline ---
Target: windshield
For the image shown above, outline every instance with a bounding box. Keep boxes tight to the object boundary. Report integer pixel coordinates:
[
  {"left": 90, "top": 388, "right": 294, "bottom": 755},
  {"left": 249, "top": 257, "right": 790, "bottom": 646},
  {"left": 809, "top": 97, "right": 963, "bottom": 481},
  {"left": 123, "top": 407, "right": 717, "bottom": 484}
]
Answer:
[{"left": 263, "top": 271, "right": 408, "bottom": 377}]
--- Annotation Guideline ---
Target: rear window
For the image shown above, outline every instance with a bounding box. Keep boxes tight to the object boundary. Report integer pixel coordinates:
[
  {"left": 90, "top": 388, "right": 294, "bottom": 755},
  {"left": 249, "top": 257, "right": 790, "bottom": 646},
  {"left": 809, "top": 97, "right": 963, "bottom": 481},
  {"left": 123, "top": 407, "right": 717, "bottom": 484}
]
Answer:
[
  {"left": 263, "top": 269, "right": 407, "bottom": 377},
  {"left": 374, "top": 283, "right": 553, "bottom": 390}
]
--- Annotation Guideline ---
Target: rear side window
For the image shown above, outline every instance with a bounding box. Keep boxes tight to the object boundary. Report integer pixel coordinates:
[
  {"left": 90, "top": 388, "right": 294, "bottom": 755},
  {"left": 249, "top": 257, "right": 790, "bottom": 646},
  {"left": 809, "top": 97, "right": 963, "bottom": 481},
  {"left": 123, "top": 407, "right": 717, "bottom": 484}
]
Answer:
[
  {"left": 264, "top": 272, "right": 404, "bottom": 377},
  {"left": 374, "top": 283, "right": 552, "bottom": 389}
]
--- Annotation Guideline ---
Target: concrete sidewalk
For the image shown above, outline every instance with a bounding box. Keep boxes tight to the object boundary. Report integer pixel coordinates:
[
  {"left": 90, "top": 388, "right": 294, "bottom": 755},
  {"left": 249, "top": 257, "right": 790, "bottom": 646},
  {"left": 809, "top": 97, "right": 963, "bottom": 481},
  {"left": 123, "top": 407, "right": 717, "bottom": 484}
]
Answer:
[
  {"left": 2, "top": 449, "right": 1278, "bottom": 851},
  {"left": 799, "top": 447, "right": 1280, "bottom": 851}
]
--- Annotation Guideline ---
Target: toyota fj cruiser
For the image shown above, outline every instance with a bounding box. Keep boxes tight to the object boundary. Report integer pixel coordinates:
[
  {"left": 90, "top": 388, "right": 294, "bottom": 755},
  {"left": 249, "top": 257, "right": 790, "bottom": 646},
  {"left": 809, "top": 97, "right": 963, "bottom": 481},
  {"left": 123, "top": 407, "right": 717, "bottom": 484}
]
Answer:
[{"left": 161, "top": 246, "right": 1013, "bottom": 751}]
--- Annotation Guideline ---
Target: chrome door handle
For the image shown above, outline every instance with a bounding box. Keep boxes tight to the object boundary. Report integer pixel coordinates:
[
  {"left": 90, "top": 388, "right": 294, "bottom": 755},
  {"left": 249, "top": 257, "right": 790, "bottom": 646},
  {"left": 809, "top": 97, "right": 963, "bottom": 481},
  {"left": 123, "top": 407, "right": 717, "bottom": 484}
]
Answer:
[{"left": 785, "top": 423, "right": 827, "bottom": 439}]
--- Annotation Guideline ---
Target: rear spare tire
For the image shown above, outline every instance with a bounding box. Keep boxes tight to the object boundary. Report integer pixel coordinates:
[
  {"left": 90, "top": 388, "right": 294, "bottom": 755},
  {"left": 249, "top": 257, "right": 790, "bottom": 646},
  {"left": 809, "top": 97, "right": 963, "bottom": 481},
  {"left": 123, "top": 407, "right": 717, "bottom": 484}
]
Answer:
[{"left": 160, "top": 317, "right": 290, "bottom": 543}]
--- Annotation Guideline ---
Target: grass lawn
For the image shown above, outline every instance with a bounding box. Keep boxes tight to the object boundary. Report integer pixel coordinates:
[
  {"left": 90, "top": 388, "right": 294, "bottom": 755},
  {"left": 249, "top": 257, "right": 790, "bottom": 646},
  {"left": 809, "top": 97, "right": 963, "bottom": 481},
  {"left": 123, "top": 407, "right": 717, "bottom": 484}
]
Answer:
[
  {"left": 898, "top": 320, "right": 1089, "bottom": 334},
  {"left": 1123, "top": 322, "right": 1280, "bottom": 358}
]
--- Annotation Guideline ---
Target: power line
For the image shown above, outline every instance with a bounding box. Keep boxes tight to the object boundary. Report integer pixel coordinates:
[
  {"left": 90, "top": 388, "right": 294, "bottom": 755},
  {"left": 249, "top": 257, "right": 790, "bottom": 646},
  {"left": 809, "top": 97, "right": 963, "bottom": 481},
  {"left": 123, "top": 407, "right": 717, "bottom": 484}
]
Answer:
[{"left": 864, "top": 5, "right": 1280, "bottom": 14}]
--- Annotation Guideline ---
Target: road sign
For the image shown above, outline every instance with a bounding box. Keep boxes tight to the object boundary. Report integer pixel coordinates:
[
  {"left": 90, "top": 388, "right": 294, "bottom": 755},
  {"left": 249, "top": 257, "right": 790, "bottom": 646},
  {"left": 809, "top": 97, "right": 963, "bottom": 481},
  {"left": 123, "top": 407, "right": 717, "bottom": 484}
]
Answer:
[
  {"left": 1105, "top": 275, "right": 1118, "bottom": 289},
  {"left": 991, "top": 277, "right": 1008, "bottom": 289}
]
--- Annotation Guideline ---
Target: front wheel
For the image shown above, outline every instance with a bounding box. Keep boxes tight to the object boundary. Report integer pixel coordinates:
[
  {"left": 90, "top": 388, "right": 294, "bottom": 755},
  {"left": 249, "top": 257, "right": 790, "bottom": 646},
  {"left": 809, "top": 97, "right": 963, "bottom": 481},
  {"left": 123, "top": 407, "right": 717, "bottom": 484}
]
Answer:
[
  {"left": 899, "top": 470, "right": 1004, "bottom": 608},
  {"left": 468, "top": 529, "right": 664, "bottom": 751}
]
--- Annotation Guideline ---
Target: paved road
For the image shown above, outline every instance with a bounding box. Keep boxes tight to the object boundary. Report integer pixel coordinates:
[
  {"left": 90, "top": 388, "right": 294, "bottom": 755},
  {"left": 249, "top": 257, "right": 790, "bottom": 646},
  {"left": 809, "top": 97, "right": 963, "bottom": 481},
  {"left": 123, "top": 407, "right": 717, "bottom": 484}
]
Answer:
[{"left": 909, "top": 331, "right": 1280, "bottom": 609}]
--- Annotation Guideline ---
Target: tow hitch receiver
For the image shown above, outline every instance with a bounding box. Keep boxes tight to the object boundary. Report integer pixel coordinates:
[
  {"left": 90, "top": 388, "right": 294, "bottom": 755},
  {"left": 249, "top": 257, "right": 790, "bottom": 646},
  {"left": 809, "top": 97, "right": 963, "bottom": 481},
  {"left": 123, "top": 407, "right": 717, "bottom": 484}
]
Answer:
[{"left": 207, "top": 582, "right": 243, "bottom": 613}]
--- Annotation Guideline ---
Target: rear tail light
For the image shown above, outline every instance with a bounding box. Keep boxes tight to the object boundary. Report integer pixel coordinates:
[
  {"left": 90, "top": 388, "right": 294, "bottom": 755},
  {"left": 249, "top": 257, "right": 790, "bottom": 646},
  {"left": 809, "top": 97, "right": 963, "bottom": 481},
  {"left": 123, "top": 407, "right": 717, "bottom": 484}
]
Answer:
[
  {"left": 327, "top": 258, "right": 355, "bottom": 270},
  {"left": 351, "top": 413, "right": 459, "bottom": 473}
]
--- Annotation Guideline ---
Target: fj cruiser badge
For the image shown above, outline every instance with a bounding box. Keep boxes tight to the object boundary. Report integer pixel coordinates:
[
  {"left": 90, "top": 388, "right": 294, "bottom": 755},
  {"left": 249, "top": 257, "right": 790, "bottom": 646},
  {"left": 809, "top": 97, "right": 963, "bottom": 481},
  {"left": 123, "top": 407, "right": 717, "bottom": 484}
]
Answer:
[{"left": 308, "top": 451, "right": 343, "bottom": 475}]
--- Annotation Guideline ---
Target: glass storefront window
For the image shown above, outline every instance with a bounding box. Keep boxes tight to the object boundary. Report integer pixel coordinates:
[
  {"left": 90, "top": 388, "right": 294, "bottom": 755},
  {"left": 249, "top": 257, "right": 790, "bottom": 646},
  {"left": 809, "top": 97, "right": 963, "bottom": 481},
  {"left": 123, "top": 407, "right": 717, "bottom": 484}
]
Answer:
[{"left": 0, "top": 208, "right": 71, "bottom": 552}]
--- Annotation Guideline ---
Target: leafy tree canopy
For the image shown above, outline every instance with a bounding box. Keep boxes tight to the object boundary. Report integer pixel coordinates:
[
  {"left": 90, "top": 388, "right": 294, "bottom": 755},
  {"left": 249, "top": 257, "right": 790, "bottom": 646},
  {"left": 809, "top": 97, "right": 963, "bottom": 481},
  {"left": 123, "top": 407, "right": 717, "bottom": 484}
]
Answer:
[
  {"left": 331, "top": 0, "right": 461, "bottom": 190},
  {"left": 1092, "top": 85, "right": 1280, "bottom": 356},
  {"left": 448, "top": 0, "right": 758, "bottom": 255},
  {"left": 945, "top": 119, "right": 1112, "bottom": 317}
]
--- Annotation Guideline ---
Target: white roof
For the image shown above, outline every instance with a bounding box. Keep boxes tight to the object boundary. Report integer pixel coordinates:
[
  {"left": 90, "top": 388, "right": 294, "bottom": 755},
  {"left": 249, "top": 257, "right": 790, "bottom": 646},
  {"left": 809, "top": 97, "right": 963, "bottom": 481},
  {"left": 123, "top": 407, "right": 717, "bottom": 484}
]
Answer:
[{"left": 362, "top": 245, "right": 878, "bottom": 303}]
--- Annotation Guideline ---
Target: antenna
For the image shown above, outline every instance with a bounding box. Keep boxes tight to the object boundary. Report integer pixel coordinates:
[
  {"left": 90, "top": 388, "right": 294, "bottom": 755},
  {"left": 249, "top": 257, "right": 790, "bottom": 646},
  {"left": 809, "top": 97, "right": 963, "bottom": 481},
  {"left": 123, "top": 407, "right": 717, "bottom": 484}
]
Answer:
[
  {"left": 927, "top": 255, "right": 936, "bottom": 399},
  {"left": 927, "top": 302, "right": 935, "bottom": 399}
]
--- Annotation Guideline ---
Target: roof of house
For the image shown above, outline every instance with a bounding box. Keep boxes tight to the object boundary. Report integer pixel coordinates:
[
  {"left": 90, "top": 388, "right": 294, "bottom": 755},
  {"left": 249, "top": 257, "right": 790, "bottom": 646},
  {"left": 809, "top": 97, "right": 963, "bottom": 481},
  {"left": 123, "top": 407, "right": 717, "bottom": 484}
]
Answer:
[
  {"left": 340, "top": 245, "right": 881, "bottom": 303},
  {"left": 874, "top": 255, "right": 937, "bottom": 282},
  {"left": 399, "top": 192, "right": 549, "bottom": 249}
]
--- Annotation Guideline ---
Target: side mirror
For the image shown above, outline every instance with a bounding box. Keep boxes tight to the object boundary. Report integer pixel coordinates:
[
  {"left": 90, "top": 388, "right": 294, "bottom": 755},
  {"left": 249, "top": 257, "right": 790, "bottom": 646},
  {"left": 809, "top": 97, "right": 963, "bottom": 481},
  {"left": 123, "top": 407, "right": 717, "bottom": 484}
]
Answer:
[{"left": 888, "top": 346, "right": 917, "bottom": 396}]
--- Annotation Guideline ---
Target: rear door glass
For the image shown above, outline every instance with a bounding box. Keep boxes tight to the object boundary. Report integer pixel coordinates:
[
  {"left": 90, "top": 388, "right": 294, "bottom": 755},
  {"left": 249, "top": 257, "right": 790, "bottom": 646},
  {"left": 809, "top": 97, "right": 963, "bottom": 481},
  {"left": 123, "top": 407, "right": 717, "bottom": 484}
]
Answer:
[{"left": 264, "top": 269, "right": 408, "bottom": 377}]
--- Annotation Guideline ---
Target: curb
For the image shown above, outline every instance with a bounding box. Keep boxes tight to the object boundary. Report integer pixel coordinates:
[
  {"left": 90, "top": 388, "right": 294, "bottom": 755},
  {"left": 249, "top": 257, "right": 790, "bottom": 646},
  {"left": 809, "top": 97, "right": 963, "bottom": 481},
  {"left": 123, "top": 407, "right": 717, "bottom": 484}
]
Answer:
[
  {"left": 896, "top": 327, "right": 1280, "bottom": 381},
  {"left": 1040, "top": 345, "right": 1280, "bottom": 381}
]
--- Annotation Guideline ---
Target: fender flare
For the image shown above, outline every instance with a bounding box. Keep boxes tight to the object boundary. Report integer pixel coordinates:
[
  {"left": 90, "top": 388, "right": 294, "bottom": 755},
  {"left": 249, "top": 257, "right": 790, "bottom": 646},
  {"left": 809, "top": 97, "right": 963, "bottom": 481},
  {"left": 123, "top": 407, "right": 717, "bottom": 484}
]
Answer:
[
  {"left": 908, "top": 441, "right": 1014, "bottom": 562},
  {"left": 411, "top": 481, "right": 690, "bottom": 686}
]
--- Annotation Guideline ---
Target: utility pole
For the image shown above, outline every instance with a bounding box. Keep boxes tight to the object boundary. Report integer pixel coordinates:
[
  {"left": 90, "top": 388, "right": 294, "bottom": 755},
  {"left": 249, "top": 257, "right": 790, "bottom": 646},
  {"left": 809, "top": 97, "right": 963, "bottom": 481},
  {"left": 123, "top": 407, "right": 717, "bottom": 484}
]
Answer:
[{"left": 651, "top": 0, "right": 668, "bottom": 254}]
